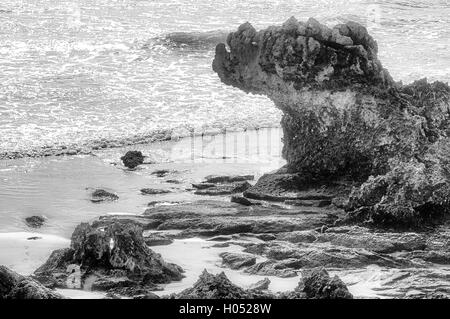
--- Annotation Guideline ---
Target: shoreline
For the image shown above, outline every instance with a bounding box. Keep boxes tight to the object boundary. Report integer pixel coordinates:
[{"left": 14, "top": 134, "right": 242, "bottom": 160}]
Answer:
[
  {"left": 1, "top": 126, "right": 448, "bottom": 299},
  {"left": 0, "top": 125, "right": 281, "bottom": 161}
]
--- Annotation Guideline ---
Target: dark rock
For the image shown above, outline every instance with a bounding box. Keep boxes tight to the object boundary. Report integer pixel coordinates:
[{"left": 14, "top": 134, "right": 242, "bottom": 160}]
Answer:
[
  {"left": 34, "top": 220, "right": 184, "bottom": 297},
  {"left": 231, "top": 195, "right": 260, "bottom": 206},
  {"left": 169, "top": 270, "right": 249, "bottom": 299},
  {"left": 7, "top": 278, "right": 64, "bottom": 299},
  {"left": 219, "top": 252, "right": 256, "bottom": 270},
  {"left": 301, "top": 268, "right": 353, "bottom": 299},
  {"left": 277, "top": 230, "right": 318, "bottom": 243},
  {"left": 245, "top": 261, "right": 297, "bottom": 278},
  {"left": 152, "top": 170, "right": 172, "bottom": 177},
  {"left": 278, "top": 226, "right": 427, "bottom": 254},
  {"left": 192, "top": 183, "right": 216, "bottom": 190},
  {"left": 285, "top": 199, "right": 332, "bottom": 207},
  {"left": 141, "top": 200, "right": 341, "bottom": 236},
  {"left": 205, "top": 175, "right": 254, "bottom": 183},
  {"left": 0, "top": 266, "right": 23, "bottom": 298},
  {"left": 213, "top": 17, "right": 450, "bottom": 227},
  {"left": 144, "top": 233, "right": 174, "bottom": 246},
  {"left": 27, "top": 236, "right": 42, "bottom": 240},
  {"left": 1, "top": 266, "right": 63, "bottom": 299},
  {"left": 255, "top": 233, "right": 277, "bottom": 241},
  {"left": 194, "top": 181, "right": 252, "bottom": 196},
  {"left": 166, "top": 180, "right": 182, "bottom": 184},
  {"left": 25, "top": 216, "right": 46, "bottom": 228},
  {"left": 90, "top": 189, "right": 119, "bottom": 203},
  {"left": 141, "top": 188, "right": 172, "bottom": 195},
  {"left": 121, "top": 151, "right": 144, "bottom": 169},
  {"left": 243, "top": 173, "right": 340, "bottom": 202},
  {"left": 248, "top": 278, "right": 271, "bottom": 291}
]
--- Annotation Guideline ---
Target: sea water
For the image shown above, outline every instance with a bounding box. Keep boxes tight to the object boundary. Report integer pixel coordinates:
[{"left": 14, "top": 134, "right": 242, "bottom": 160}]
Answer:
[{"left": 0, "top": 0, "right": 449, "bottom": 156}]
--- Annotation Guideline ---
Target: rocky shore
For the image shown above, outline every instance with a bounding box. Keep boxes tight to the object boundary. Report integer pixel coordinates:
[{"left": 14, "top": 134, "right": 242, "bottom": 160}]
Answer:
[{"left": 1, "top": 17, "right": 449, "bottom": 299}]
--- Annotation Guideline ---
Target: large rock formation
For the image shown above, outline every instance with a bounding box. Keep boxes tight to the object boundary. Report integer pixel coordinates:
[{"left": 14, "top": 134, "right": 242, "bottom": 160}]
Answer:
[
  {"left": 213, "top": 17, "right": 450, "bottom": 227},
  {"left": 33, "top": 220, "right": 183, "bottom": 297}
]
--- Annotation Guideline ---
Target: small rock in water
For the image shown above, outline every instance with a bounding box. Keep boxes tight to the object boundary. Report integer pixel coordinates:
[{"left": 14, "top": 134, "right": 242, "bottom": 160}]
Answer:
[
  {"left": 25, "top": 216, "right": 46, "bottom": 228},
  {"left": 90, "top": 189, "right": 119, "bottom": 203},
  {"left": 121, "top": 151, "right": 144, "bottom": 169},
  {"left": 151, "top": 169, "right": 173, "bottom": 177},
  {"left": 27, "top": 236, "right": 42, "bottom": 241},
  {"left": 141, "top": 188, "right": 172, "bottom": 195}
]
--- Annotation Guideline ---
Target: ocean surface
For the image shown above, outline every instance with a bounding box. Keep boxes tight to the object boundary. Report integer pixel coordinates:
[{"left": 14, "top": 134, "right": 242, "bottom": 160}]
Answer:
[{"left": 0, "top": 0, "right": 449, "bottom": 157}]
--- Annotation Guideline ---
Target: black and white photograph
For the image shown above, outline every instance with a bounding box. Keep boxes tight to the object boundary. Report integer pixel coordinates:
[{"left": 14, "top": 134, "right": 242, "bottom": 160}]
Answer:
[{"left": 0, "top": 0, "right": 449, "bottom": 309}]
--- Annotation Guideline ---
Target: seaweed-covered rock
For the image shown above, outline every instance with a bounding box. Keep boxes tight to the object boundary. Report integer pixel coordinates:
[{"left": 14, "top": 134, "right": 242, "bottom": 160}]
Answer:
[
  {"left": 213, "top": 17, "right": 450, "bottom": 226},
  {"left": 301, "top": 268, "right": 353, "bottom": 299},
  {"left": 121, "top": 151, "right": 144, "bottom": 169},
  {"left": 34, "top": 220, "right": 183, "bottom": 296}
]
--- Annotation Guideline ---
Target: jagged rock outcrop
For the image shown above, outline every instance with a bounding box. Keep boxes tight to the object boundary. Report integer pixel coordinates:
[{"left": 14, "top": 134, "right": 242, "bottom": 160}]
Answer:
[
  {"left": 33, "top": 220, "right": 183, "bottom": 297},
  {"left": 300, "top": 268, "right": 353, "bottom": 299},
  {"left": 168, "top": 270, "right": 274, "bottom": 299},
  {"left": 213, "top": 17, "right": 450, "bottom": 227},
  {"left": 0, "top": 266, "right": 64, "bottom": 299}
]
